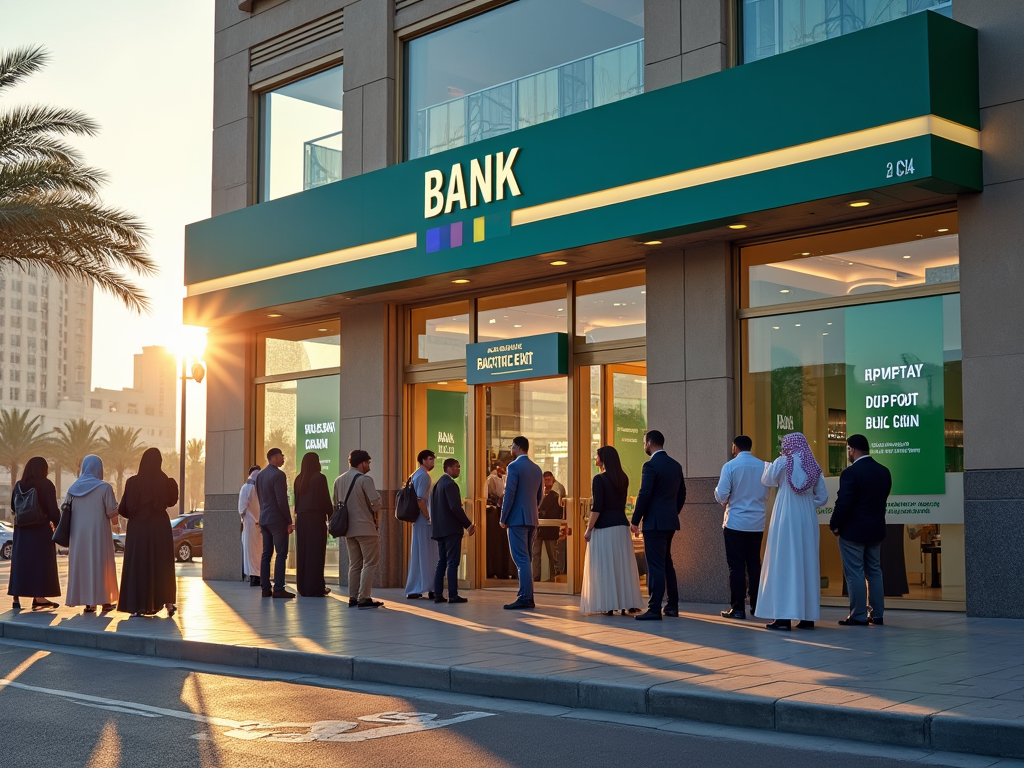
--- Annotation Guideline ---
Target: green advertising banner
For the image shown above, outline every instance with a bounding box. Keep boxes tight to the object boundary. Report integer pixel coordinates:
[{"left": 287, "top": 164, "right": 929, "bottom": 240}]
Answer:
[
  {"left": 611, "top": 372, "right": 647, "bottom": 502},
  {"left": 770, "top": 349, "right": 805, "bottom": 457},
  {"left": 295, "top": 376, "right": 341, "bottom": 479},
  {"left": 845, "top": 296, "right": 945, "bottom": 495},
  {"left": 426, "top": 389, "right": 467, "bottom": 495}
]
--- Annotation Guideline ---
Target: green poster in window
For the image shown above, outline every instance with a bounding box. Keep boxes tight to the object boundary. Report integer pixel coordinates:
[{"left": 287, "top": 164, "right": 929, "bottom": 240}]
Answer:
[
  {"left": 770, "top": 347, "right": 805, "bottom": 459},
  {"left": 426, "top": 389, "right": 467, "bottom": 495},
  {"left": 295, "top": 376, "right": 341, "bottom": 479},
  {"left": 845, "top": 297, "right": 945, "bottom": 495},
  {"left": 612, "top": 373, "right": 647, "bottom": 504}
]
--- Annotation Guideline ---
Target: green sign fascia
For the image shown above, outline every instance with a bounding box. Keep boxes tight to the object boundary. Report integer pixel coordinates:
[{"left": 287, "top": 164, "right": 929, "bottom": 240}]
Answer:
[
  {"left": 295, "top": 376, "right": 341, "bottom": 479},
  {"left": 184, "top": 12, "right": 979, "bottom": 322},
  {"left": 426, "top": 389, "right": 468, "bottom": 495},
  {"left": 466, "top": 333, "right": 568, "bottom": 385}
]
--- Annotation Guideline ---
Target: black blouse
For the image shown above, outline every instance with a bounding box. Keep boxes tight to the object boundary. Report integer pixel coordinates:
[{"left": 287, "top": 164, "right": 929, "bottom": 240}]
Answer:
[
  {"left": 294, "top": 473, "right": 332, "bottom": 519},
  {"left": 590, "top": 472, "right": 629, "bottom": 529}
]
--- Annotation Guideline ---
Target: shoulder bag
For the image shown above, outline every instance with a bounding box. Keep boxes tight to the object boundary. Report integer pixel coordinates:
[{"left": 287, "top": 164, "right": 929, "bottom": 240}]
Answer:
[
  {"left": 328, "top": 475, "right": 358, "bottom": 538},
  {"left": 52, "top": 495, "right": 73, "bottom": 548},
  {"left": 12, "top": 484, "right": 47, "bottom": 528},
  {"left": 395, "top": 473, "right": 421, "bottom": 523}
]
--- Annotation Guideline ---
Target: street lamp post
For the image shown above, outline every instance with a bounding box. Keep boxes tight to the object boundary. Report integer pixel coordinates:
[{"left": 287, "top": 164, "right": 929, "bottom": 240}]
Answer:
[{"left": 179, "top": 358, "right": 206, "bottom": 516}]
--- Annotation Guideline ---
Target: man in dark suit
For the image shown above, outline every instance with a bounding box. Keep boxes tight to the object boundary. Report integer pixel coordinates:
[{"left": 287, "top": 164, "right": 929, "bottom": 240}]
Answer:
[
  {"left": 830, "top": 434, "right": 892, "bottom": 626},
  {"left": 631, "top": 430, "right": 687, "bottom": 620},
  {"left": 431, "top": 459, "right": 476, "bottom": 604},
  {"left": 255, "top": 447, "right": 294, "bottom": 599},
  {"left": 500, "top": 435, "right": 544, "bottom": 610}
]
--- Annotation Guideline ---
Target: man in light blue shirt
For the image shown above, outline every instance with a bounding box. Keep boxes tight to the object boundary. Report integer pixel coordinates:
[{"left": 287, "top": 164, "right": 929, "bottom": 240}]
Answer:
[{"left": 714, "top": 435, "right": 768, "bottom": 620}]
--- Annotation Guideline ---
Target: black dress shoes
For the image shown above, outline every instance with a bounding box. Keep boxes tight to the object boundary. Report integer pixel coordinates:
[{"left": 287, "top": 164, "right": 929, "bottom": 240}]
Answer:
[
  {"left": 662, "top": 608, "right": 679, "bottom": 618},
  {"left": 634, "top": 610, "right": 662, "bottom": 621},
  {"left": 406, "top": 593, "right": 423, "bottom": 599},
  {"left": 765, "top": 619, "right": 792, "bottom": 630},
  {"left": 838, "top": 617, "right": 870, "bottom": 626},
  {"left": 358, "top": 598, "right": 384, "bottom": 609},
  {"left": 249, "top": 576, "right": 261, "bottom": 587},
  {"left": 449, "top": 596, "right": 468, "bottom": 604},
  {"left": 869, "top": 616, "right": 884, "bottom": 625},
  {"left": 433, "top": 596, "right": 448, "bottom": 603},
  {"left": 721, "top": 609, "right": 746, "bottom": 619},
  {"left": 262, "top": 590, "right": 273, "bottom": 598},
  {"left": 503, "top": 599, "right": 535, "bottom": 610},
  {"left": 348, "top": 598, "right": 358, "bottom": 607},
  {"left": 272, "top": 589, "right": 295, "bottom": 599},
  {"left": 796, "top": 621, "right": 815, "bottom": 630}
]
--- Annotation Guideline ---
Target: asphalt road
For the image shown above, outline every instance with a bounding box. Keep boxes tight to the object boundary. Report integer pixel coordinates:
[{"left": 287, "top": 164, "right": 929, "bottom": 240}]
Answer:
[{"left": 0, "top": 642, "right": 993, "bottom": 768}]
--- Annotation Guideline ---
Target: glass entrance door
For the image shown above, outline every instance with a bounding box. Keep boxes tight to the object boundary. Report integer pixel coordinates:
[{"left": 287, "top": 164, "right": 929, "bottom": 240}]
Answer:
[
  {"left": 576, "top": 362, "right": 648, "bottom": 593},
  {"left": 480, "top": 377, "right": 572, "bottom": 593}
]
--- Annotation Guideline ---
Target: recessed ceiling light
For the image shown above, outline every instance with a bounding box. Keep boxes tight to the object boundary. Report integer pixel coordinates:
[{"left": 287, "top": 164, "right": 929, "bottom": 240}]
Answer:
[
  {"left": 795, "top": 323, "right": 802, "bottom": 327},
  {"left": 452, "top": 278, "right": 470, "bottom": 284},
  {"left": 267, "top": 313, "right": 281, "bottom": 318},
  {"left": 780, "top": 289, "right": 790, "bottom": 294},
  {"left": 643, "top": 240, "right": 662, "bottom": 245},
  {"left": 513, "top": 324, "right": 522, "bottom": 328},
  {"left": 849, "top": 200, "right": 871, "bottom": 208},
  {"left": 772, "top": 326, "right": 780, "bottom": 330},
  {"left": 823, "top": 332, "right": 829, "bottom": 336},
  {"left": 550, "top": 260, "right": 568, "bottom": 266},
  {"left": 488, "top": 318, "right": 496, "bottom": 324},
  {"left": 902, "top": 255, "right": 911, "bottom": 259},
  {"left": 800, "top": 252, "right": 811, "bottom": 256},
  {"left": 557, "top": 308, "right": 564, "bottom": 311},
  {"left": 827, "top": 322, "right": 833, "bottom": 326},
  {"left": 438, "top": 381, "right": 448, "bottom": 385},
  {"left": 613, "top": 303, "right": 623, "bottom": 307},
  {"left": 640, "top": 290, "right": 646, "bottom": 295},
  {"left": 937, "top": 228, "right": 949, "bottom": 233},
  {"left": 317, "top": 328, "right": 328, "bottom": 332},
  {"left": 728, "top": 223, "right": 748, "bottom": 230}
]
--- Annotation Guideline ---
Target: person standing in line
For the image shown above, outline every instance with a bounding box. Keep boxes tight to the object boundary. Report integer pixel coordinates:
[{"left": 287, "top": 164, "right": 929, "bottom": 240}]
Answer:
[
  {"left": 830, "top": 433, "right": 892, "bottom": 627},
  {"left": 8, "top": 457, "right": 61, "bottom": 611},
  {"left": 65, "top": 455, "right": 120, "bottom": 613},
  {"left": 293, "top": 452, "right": 333, "bottom": 597},
  {"left": 631, "top": 430, "right": 687, "bottom": 621},
  {"left": 485, "top": 462, "right": 511, "bottom": 579},
  {"left": 532, "top": 471, "right": 562, "bottom": 582},
  {"left": 117, "top": 448, "right": 179, "bottom": 618},
  {"left": 256, "top": 448, "right": 295, "bottom": 599},
  {"left": 335, "top": 450, "right": 384, "bottom": 609},
  {"left": 500, "top": 435, "right": 543, "bottom": 610},
  {"left": 580, "top": 446, "right": 644, "bottom": 616},
  {"left": 431, "top": 458, "right": 476, "bottom": 604},
  {"left": 238, "top": 465, "right": 262, "bottom": 587},
  {"left": 715, "top": 435, "right": 769, "bottom": 620},
  {"left": 405, "top": 449, "right": 436, "bottom": 599},
  {"left": 755, "top": 433, "right": 828, "bottom": 631}
]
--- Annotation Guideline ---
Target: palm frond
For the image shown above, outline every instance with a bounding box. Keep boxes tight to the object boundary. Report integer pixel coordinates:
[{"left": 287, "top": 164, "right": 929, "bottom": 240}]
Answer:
[
  {"left": 0, "top": 159, "right": 106, "bottom": 200},
  {"left": 0, "top": 46, "right": 49, "bottom": 93}
]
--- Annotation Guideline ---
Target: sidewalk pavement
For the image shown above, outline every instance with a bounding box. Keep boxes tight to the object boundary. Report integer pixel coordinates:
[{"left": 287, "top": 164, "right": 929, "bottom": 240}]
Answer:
[{"left": 2, "top": 574, "right": 1024, "bottom": 760}]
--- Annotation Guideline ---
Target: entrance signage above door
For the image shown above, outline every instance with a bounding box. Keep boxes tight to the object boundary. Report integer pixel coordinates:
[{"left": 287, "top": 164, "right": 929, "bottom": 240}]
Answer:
[
  {"left": 466, "top": 332, "right": 568, "bottom": 385},
  {"left": 425, "top": 148, "right": 521, "bottom": 219}
]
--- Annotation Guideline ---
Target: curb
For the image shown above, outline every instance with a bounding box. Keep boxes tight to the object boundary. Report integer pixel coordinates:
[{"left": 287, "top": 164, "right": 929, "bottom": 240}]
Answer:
[{"left": 2, "top": 619, "right": 1021, "bottom": 759}]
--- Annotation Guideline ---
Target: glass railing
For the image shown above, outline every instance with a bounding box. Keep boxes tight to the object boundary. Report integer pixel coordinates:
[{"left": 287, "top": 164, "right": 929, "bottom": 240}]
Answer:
[
  {"left": 413, "top": 39, "right": 644, "bottom": 159},
  {"left": 303, "top": 130, "right": 343, "bottom": 191}
]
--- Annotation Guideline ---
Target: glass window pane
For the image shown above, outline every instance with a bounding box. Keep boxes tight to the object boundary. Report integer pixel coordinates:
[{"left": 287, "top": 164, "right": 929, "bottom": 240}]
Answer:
[
  {"left": 742, "top": 213, "right": 958, "bottom": 308},
  {"left": 575, "top": 269, "right": 646, "bottom": 342},
  {"left": 260, "top": 65, "right": 344, "bottom": 202},
  {"left": 405, "top": 0, "right": 644, "bottom": 159},
  {"left": 409, "top": 301, "right": 470, "bottom": 365},
  {"left": 258, "top": 320, "right": 340, "bottom": 377},
  {"left": 477, "top": 285, "right": 567, "bottom": 343}
]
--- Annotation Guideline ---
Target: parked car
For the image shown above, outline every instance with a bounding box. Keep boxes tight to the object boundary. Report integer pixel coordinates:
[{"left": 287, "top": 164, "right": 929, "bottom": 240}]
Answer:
[
  {"left": 0, "top": 521, "right": 13, "bottom": 560},
  {"left": 171, "top": 513, "right": 203, "bottom": 562}
]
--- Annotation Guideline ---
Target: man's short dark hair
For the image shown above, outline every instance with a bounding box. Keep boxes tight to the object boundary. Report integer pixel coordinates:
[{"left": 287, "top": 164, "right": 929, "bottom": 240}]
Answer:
[
  {"left": 443, "top": 458, "right": 459, "bottom": 471},
  {"left": 847, "top": 434, "right": 870, "bottom": 453},
  {"left": 349, "top": 449, "right": 371, "bottom": 467},
  {"left": 266, "top": 447, "right": 282, "bottom": 460},
  {"left": 417, "top": 449, "right": 436, "bottom": 465},
  {"left": 645, "top": 430, "right": 665, "bottom": 447},
  {"left": 733, "top": 435, "right": 753, "bottom": 452},
  {"left": 512, "top": 435, "right": 530, "bottom": 453},
  {"left": 543, "top": 471, "right": 553, "bottom": 478},
  {"left": 491, "top": 462, "right": 502, "bottom": 472},
  {"left": 248, "top": 465, "right": 261, "bottom": 474}
]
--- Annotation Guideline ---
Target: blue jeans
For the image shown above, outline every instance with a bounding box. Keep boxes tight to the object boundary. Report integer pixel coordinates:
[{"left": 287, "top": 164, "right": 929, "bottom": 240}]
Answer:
[
  {"left": 507, "top": 525, "right": 536, "bottom": 602},
  {"left": 260, "top": 522, "right": 289, "bottom": 592},
  {"left": 839, "top": 537, "right": 884, "bottom": 622},
  {"left": 434, "top": 534, "right": 462, "bottom": 599}
]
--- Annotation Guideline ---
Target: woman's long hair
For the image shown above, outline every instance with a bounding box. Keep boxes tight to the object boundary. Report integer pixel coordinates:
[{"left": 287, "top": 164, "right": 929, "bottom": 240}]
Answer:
[
  {"left": 294, "top": 452, "right": 322, "bottom": 496},
  {"left": 20, "top": 456, "right": 49, "bottom": 485},
  {"left": 597, "top": 446, "right": 628, "bottom": 496}
]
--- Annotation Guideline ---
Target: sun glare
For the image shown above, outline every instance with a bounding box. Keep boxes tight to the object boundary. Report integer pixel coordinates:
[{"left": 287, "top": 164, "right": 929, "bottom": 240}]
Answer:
[{"left": 172, "top": 325, "right": 209, "bottom": 361}]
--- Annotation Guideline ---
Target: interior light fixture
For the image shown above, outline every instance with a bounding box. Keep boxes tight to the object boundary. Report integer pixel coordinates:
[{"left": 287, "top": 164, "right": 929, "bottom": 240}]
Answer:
[
  {"left": 317, "top": 328, "right": 328, "bottom": 332},
  {"left": 513, "top": 324, "right": 522, "bottom": 328},
  {"left": 800, "top": 252, "right": 811, "bottom": 256},
  {"left": 849, "top": 200, "right": 871, "bottom": 208},
  {"left": 728, "top": 223, "right": 748, "bottom": 230},
  {"left": 643, "top": 240, "right": 662, "bottom": 245},
  {"left": 557, "top": 308, "right": 564, "bottom": 311},
  {"left": 827, "top": 322, "right": 833, "bottom": 326},
  {"left": 488, "top": 318, "right": 496, "bottom": 324},
  {"left": 550, "top": 260, "right": 569, "bottom": 266},
  {"left": 438, "top": 381, "right": 448, "bottom": 385},
  {"left": 452, "top": 278, "right": 470, "bottom": 284},
  {"left": 772, "top": 326, "right": 780, "bottom": 330},
  {"left": 903, "top": 255, "right": 911, "bottom": 259},
  {"left": 937, "top": 228, "right": 950, "bottom": 233},
  {"left": 823, "top": 332, "right": 829, "bottom": 336},
  {"left": 267, "top": 313, "right": 282, "bottom": 318},
  {"left": 795, "top": 323, "right": 802, "bottom": 327},
  {"left": 640, "top": 290, "right": 646, "bottom": 295},
  {"left": 780, "top": 289, "right": 790, "bottom": 294}
]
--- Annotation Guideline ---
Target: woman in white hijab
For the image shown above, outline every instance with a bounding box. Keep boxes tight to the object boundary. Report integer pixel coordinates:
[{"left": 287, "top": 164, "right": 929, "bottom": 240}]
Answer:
[
  {"left": 65, "top": 454, "right": 120, "bottom": 612},
  {"left": 238, "top": 466, "right": 262, "bottom": 586},
  {"left": 755, "top": 433, "right": 828, "bottom": 631}
]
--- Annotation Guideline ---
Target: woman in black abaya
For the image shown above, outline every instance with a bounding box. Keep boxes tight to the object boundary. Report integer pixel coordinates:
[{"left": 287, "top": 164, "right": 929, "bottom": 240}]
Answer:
[{"left": 8, "top": 457, "right": 61, "bottom": 610}]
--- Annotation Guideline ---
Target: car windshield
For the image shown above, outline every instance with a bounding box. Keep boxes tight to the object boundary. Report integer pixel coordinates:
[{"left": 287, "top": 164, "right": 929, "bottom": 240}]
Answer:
[{"left": 169, "top": 517, "right": 188, "bottom": 528}]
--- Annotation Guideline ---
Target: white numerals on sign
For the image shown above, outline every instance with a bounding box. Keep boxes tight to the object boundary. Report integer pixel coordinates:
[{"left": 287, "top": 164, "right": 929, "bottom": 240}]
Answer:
[{"left": 886, "top": 158, "right": 915, "bottom": 179}]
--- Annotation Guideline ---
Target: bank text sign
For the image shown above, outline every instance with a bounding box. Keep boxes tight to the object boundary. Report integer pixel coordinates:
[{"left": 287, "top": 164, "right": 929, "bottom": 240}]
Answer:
[{"left": 466, "top": 332, "right": 568, "bottom": 385}]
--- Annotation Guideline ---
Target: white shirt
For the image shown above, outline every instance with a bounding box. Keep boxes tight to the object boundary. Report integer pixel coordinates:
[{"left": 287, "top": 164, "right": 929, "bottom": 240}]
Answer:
[{"left": 715, "top": 451, "right": 769, "bottom": 532}]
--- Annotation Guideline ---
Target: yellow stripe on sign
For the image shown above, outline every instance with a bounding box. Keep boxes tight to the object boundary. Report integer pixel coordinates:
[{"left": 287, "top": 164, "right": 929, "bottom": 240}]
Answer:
[
  {"left": 510, "top": 115, "right": 980, "bottom": 227},
  {"left": 473, "top": 217, "right": 486, "bottom": 243}
]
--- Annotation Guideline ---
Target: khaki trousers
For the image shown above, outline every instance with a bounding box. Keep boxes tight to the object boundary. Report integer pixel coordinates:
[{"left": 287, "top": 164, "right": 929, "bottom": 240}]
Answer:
[{"left": 346, "top": 535, "right": 380, "bottom": 601}]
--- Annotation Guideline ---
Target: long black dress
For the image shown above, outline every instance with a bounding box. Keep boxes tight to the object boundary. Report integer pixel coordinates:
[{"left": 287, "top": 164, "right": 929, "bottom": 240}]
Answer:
[
  {"left": 117, "top": 472, "right": 179, "bottom": 614},
  {"left": 294, "top": 473, "right": 331, "bottom": 596},
  {"left": 7, "top": 478, "right": 61, "bottom": 598}
]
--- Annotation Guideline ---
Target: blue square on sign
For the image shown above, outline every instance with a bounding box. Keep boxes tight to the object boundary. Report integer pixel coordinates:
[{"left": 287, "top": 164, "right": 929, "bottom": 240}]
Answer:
[{"left": 426, "top": 227, "right": 441, "bottom": 253}]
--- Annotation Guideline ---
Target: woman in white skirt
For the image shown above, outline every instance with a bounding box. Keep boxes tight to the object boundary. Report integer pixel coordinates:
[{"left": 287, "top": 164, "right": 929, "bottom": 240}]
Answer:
[{"left": 580, "top": 446, "right": 644, "bottom": 615}]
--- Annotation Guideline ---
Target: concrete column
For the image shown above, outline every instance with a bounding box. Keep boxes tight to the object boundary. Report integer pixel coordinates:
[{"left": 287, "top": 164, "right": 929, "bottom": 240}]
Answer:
[
  {"left": 202, "top": 328, "right": 251, "bottom": 581},
  {"left": 342, "top": 0, "right": 396, "bottom": 177},
  {"left": 955, "top": 0, "right": 1024, "bottom": 618},
  {"left": 644, "top": 0, "right": 730, "bottom": 91}
]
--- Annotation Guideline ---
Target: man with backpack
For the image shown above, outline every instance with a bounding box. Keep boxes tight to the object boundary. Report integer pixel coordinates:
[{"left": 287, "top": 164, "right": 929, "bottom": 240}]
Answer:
[{"left": 333, "top": 450, "right": 383, "bottom": 609}]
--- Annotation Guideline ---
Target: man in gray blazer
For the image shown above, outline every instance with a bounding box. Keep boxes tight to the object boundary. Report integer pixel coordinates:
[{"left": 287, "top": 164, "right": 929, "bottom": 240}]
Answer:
[
  {"left": 500, "top": 435, "right": 543, "bottom": 610},
  {"left": 255, "top": 448, "right": 294, "bottom": 599}
]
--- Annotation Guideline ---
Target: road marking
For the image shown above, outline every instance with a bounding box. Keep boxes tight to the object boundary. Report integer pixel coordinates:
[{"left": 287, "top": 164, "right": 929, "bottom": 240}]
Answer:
[{"left": 0, "top": 678, "right": 495, "bottom": 743}]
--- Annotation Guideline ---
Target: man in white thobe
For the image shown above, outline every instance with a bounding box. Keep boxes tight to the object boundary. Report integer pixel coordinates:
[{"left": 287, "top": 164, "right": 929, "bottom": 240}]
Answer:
[{"left": 238, "top": 466, "right": 262, "bottom": 586}]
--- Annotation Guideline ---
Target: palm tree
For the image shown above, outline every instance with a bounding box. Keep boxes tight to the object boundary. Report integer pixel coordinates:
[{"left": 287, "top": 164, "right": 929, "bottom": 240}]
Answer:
[
  {"left": 185, "top": 438, "right": 205, "bottom": 512},
  {"left": 51, "top": 418, "right": 102, "bottom": 477},
  {"left": 0, "top": 407, "right": 51, "bottom": 486},
  {"left": 98, "top": 425, "right": 146, "bottom": 498},
  {"left": 0, "top": 46, "right": 155, "bottom": 312}
]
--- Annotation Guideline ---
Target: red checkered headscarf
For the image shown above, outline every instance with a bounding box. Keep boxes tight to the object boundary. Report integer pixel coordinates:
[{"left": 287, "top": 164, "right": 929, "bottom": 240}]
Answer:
[{"left": 781, "top": 432, "right": 822, "bottom": 494}]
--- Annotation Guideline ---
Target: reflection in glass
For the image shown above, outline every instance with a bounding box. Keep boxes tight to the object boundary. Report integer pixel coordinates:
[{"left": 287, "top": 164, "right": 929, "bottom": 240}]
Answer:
[
  {"left": 742, "top": 0, "right": 952, "bottom": 63},
  {"left": 405, "top": 0, "right": 644, "bottom": 158},
  {"left": 576, "top": 270, "right": 646, "bottom": 342},
  {"left": 260, "top": 65, "right": 344, "bottom": 201},
  {"left": 258, "top": 320, "right": 340, "bottom": 377},
  {"left": 477, "top": 285, "right": 567, "bottom": 343},
  {"left": 409, "top": 302, "right": 469, "bottom": 364}
]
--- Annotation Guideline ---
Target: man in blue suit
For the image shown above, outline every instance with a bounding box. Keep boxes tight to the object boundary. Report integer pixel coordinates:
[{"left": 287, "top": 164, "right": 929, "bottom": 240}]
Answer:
[
  {"left": 500, "top": 435, "right": 543, "bottom": 610},
  {"left": 631, "top": 430, "right": 687, "bottom": 620}
]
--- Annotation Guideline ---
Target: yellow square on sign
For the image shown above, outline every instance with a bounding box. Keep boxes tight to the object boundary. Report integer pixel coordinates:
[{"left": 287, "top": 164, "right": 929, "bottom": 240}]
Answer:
[{"left": 473, "top": 217, "right": 485, "bottom": 243}]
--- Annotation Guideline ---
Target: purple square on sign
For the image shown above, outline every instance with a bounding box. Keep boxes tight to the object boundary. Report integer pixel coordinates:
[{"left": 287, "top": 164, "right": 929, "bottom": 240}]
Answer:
[
  {"left": 426, "top": 227, "right": 441, "bottom": 253},
  {"left": 450, "top": 221, "right": 463, "bottom": 248}
]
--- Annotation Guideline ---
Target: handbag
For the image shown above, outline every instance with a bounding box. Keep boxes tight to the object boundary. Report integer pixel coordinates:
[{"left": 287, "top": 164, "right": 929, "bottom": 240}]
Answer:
[
  {"left": 395, "top": 474, "right": 421, "bottom": 523},
  {"left": 328, "top": 474, "right": 358, "bottom": 538},
  {"left": 52, "top": 495, "right": 73, "bottom": 548},
  {"left": 12, "top": 484, "right": 47, "bottom": 528}
]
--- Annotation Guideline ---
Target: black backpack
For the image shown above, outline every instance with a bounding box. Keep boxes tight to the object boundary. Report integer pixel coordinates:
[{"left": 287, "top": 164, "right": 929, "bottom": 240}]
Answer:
[
  {"left": 328, "top": 474, "right": 359, "bottom": 538},
  {"left": 395, "top": 473, "right": 421, "bottom": 523},
  {"left": 13, "top": 484, "right": 47, "bottom": 528}
]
